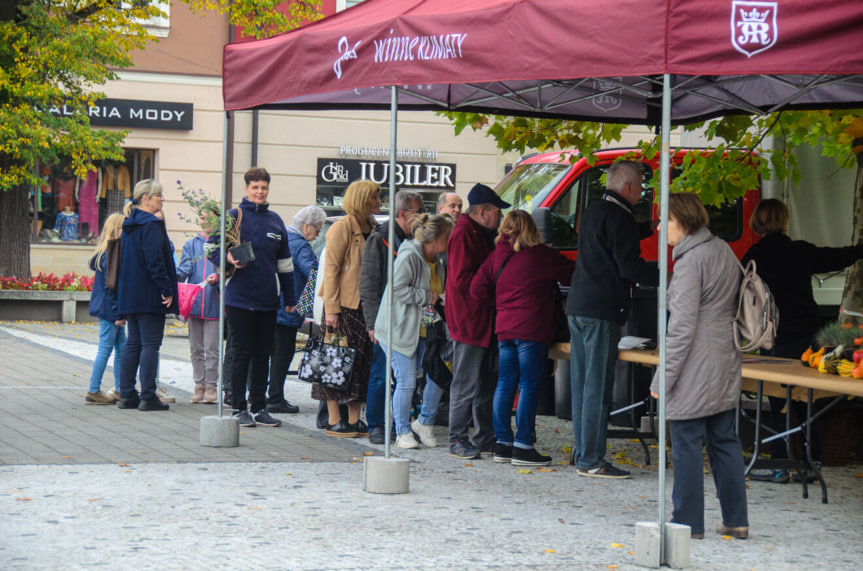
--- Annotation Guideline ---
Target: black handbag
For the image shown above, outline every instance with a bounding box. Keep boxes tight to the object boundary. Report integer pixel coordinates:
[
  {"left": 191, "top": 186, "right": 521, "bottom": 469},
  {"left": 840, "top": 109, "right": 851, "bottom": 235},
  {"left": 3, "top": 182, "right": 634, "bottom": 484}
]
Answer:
[{"left": 297, "top": 329, "right": 356, "bottom": 388}]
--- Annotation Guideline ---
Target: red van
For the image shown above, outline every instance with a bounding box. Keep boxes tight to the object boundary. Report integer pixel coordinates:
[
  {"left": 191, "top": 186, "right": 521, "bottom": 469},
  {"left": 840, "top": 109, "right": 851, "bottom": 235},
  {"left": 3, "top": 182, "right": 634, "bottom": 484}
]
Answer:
[{"left": 493, "top": 148, "right": 761, "bottom": 262}]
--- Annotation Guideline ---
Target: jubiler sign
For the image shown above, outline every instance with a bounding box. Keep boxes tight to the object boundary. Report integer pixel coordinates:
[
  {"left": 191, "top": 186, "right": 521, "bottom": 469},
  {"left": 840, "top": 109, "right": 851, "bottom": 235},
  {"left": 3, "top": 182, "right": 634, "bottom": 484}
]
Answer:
[
  {"left": 317, "top": 158, "right": 456, "bottom": 189},
  {"left": 47, "top": 98, "right": 194, "bottom": 130}
]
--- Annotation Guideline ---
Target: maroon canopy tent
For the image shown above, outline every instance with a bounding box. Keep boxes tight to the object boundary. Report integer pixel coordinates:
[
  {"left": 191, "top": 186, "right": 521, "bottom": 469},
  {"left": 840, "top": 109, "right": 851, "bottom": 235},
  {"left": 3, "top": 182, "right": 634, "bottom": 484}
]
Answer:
[
  {"left": 220, "top": 0, "right": 863, "bottom": 551},
  {"left": 223, "top": 0, "right": 863, "bottom": 123}
]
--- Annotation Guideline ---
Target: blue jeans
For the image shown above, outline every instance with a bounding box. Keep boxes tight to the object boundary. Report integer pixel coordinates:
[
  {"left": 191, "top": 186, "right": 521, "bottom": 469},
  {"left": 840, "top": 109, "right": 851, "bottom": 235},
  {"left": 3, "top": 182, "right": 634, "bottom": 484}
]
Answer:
[
  {"left": 493, "top": 339, "right": 548, "bottom": 448},
  {"left": 670, "top": 408, "right": 749, "bottom": 535},
  {"left": 568, "top": 315, "right": 620, "bottom": 470},
  {"left": 416, "top": 337, "right": 445, "bottom": 427},
  {"left": 382, "top": 343, "right": 416, "bottom": 436},
  {"left": 89, "top": 318, "right": 126, "bottom": 393},
  {"left": 366, "top": 343, "right": 387, "bottom": 429},
  {"left": 119, "top": 313, "right": 166, "bottom": 401}
]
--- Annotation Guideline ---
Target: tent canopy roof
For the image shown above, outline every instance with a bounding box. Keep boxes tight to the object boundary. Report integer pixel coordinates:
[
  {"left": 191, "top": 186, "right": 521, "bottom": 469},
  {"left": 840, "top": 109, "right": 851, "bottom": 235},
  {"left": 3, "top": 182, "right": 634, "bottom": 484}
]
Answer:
[{"left": 223, "top": 0, "right": 863, "bottom": 124}]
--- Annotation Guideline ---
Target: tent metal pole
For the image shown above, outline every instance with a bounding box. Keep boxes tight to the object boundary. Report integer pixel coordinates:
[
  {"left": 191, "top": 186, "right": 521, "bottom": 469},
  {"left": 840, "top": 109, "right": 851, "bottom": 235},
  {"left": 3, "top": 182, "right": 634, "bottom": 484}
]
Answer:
[
  {"left": 217, "top": 111, "right": 230, "bottom": 418},
  {"left": 383, "top": 86, "right": 398, "bottom": 458},
  {"left": 657, "top": 73, "right": 672, "bottom": 556}
]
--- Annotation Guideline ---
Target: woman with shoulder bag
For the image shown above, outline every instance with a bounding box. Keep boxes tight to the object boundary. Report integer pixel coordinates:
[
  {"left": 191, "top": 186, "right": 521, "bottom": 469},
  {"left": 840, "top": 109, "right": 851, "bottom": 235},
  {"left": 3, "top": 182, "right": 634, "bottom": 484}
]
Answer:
[
  {"left": 470, "top": 210, "right": 574, "bottom": 466},
  {"left": 267, "top": 205, "right": 326, "bottom": 414},
  {"left": 375, "top": 214, "right": 454, "bottom": 449},
  {"left": 650, "top": 192, "right": 749, "bottom": 540},
  {"left": 316, "top": 180, "right": 380, "bottom": 437}
]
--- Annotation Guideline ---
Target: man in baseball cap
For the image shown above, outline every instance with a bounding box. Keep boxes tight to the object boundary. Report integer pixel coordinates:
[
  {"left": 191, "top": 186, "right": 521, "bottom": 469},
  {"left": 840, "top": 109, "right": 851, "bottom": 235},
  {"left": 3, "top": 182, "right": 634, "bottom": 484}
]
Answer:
[{"left": 444, "top": 183, "right": 511, "bottom": 459}]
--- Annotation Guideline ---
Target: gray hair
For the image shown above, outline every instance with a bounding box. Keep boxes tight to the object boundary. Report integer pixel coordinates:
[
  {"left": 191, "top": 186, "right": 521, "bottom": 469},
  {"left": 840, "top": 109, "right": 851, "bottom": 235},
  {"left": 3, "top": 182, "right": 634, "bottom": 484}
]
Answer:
[
  {"left": 606, "top": 160, "right": 643, "bottom": 194},
  {"left": 292, "top": 205, "right": 327, "bottom": 229},
  {"left": 394, "top": 190, "right": 423, "bottom": 217},
  {"left": 437, "top": 192, "right": 458, "bottom": 209},
  {"left": 124, "top": 178, "right": 163, "bottom": 217},
  {"left": 411, "top": 213, "right": 454, "bottom": 244}
]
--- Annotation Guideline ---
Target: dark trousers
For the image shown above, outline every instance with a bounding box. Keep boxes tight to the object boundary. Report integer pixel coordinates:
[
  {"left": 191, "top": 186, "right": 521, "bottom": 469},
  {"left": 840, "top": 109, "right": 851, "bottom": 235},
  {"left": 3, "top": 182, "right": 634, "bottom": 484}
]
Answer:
[
  {"left": 226, "top": 306, "right": 276, "bottom": 413},
  {"left": 267, "top": 323, "right": 298, "bottom": 405},
  {"left": 119, "top": 313, "right": 166, "bottom": 401},
  {"left": 670, "top": 408, "right": 749, "bottom": 535},
  {"left": 448, "top": 340, "right": 496, "bottom": 448}
]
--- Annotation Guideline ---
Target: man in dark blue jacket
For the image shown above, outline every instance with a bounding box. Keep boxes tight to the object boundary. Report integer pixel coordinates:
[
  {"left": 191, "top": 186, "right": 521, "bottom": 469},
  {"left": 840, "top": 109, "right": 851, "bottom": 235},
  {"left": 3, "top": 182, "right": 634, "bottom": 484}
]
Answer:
[
  {"left": 566, "top": 160, "right": 657, "bottom": 479},
  {"left": 212, "top": 167, "right": 295, "bottom": 428}
]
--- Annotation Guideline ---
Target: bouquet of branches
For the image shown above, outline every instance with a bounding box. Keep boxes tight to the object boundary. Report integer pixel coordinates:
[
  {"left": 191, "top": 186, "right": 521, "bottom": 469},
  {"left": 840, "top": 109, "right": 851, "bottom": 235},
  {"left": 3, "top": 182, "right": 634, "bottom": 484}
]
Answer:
[{"left": 176, "top": 181, "right": 242, "bottom": 258}]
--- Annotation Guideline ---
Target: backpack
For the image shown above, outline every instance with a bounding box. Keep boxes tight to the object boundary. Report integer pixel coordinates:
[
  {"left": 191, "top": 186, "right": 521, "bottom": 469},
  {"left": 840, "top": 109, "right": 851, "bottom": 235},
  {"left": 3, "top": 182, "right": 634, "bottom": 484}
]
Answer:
[{"left": 733, "top": 259, "right": 779, "bottom": 352}]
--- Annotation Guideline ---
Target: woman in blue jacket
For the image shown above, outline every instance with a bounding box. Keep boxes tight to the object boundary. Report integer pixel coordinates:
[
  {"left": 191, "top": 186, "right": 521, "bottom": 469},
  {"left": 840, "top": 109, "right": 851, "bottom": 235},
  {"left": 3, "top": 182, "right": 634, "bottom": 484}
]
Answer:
[
  {"left": 177, "top": 213, "right": 220, "bottom": 404},
  {"left": 267, "top": 205, "right": 327, "bottom": 413},
  {"left": 85, "top": 213, "right": 127, "bottom": 404},
  {"left": 117, "top": 179, "right": 178, "bottom": 411}
]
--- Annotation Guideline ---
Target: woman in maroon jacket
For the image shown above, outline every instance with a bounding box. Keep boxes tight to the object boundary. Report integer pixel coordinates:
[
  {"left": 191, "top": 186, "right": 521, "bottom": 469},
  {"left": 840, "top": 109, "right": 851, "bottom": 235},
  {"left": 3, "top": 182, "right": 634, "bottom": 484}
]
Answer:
[{"left": 471, "top": 210, "right": 575, "bottom": 466}]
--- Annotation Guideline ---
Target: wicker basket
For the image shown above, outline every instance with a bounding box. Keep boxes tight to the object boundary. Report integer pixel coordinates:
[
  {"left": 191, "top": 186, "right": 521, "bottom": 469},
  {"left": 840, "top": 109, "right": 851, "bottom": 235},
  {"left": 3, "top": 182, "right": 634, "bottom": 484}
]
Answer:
[{"left": 792, "top": 407, "right": 863, "bottom": 466}]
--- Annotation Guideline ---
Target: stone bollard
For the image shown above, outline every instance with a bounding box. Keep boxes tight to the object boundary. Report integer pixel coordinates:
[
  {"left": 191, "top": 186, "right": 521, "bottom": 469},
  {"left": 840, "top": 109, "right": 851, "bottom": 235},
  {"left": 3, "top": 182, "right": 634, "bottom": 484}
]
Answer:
[{"left": 200, "top": 415, "right": 240, "bottom": 447}]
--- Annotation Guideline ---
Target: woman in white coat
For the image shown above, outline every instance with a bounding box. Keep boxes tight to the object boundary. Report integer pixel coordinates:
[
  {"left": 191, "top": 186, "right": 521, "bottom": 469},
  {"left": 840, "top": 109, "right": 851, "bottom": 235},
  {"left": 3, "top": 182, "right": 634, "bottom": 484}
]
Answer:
[{"left": 650, "top": 193, "right": 749, "bottom": 540}]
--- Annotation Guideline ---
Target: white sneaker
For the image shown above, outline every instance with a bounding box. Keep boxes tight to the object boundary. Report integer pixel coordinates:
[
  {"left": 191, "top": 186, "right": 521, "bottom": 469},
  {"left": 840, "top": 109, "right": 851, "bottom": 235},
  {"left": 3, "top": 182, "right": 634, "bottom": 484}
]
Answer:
[
  {"left": 156, "top": 385, "right": 176, "bottom": 403},
  {"left": 395, "top": 433, "right": 419, "bottom": 449},
  {"left": 411, "top": 419, "right": 438, "bottom": 447}
]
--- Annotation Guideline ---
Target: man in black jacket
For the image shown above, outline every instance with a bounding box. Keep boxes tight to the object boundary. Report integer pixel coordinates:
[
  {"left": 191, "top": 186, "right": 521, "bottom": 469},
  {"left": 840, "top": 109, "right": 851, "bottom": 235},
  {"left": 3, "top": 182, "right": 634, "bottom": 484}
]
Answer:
[
  {"left": 360, "top": 190, "right": 424, "bottom": 444},
  {"left": 566, "top": 160, "right": 657, "bottom": 479}
]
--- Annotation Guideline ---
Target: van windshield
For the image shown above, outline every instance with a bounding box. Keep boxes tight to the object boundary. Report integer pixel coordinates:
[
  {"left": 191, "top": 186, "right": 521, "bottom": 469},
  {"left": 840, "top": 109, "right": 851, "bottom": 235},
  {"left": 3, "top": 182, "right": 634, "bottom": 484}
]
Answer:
[{"left": 494, "top": 163, "right": 570, "bottom": 212}]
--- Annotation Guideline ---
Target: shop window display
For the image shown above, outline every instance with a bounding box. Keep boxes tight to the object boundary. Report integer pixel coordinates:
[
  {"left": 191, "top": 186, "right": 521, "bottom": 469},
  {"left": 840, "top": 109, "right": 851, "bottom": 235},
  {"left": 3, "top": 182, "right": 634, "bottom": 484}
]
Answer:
[{"left": 32, "top": 148, "right": 154, "bottom": 243}]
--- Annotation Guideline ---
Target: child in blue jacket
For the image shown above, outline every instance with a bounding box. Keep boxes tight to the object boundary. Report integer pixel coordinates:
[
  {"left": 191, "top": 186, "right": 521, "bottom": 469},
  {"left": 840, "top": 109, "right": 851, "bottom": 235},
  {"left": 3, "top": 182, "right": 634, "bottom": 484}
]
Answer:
[{"left": 86, "top": 213, "right": 127, "bottom": 404}]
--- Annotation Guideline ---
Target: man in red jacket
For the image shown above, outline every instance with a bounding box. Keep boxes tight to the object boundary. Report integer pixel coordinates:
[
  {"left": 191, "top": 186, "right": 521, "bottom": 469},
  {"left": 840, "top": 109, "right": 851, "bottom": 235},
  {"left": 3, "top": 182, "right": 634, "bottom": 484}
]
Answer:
[{"left": 444, "top": 183, "right": 510, "bottom": 459}]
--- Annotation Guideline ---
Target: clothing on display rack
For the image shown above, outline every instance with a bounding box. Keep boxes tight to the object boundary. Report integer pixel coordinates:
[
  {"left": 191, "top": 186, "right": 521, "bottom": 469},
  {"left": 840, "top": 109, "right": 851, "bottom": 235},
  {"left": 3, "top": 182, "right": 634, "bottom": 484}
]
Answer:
[{"left": 54, "top": 209, "right": 80, "bottom": 241}]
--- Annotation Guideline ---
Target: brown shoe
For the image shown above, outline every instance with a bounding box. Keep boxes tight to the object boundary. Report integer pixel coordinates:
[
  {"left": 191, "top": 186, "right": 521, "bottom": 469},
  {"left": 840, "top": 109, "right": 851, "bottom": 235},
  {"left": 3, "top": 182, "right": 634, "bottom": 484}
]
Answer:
[
  {"left": 156, "top": 385, "right": 176, "bottom": 403},
  {"left": 85, "top": 391, "right": 115, "bottom": 405},
  {"left": 203, "top": 386, "right": 218, "bottom": 404},
  {"left": 716, "top": 524, "right": 748, "bottom": 539},
  {"left": 190, "top": 385, "right": 205, "bottom": 403}
]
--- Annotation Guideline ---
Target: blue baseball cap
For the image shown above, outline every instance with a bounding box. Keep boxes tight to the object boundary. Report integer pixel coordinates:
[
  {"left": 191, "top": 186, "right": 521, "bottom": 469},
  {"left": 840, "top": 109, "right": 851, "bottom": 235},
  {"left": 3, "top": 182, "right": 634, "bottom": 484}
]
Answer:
[{"left": 467, "top": 183, "right": 510, "bottom": 209}]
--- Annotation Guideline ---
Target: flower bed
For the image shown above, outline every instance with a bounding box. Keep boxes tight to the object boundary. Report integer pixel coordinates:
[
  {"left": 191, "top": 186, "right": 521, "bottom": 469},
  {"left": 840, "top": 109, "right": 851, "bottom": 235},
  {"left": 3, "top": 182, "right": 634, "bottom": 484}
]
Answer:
[
  {"left": 0, "top": 273, "right": 94, "bottom": 323},
  {"left": 0, "top": 272, "right": 93, "bottom": 291}
]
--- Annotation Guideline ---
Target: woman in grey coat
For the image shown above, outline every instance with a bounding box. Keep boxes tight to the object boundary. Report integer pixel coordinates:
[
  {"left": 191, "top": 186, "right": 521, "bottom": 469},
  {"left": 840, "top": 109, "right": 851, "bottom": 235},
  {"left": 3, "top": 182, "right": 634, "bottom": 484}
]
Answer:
[
  {"left": 650, "top": 193, "right": 749, "bottom": 540},
  {"left": 375, "top": 214, "right": 453, "bottom": 449}
]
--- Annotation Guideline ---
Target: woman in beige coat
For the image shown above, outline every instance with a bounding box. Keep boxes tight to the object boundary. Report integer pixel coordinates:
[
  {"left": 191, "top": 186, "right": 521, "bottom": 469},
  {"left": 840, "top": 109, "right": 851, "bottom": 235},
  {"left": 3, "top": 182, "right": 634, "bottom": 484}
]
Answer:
[
  {"left": 315, "top": 180, "right": 381, "bottom": 438},
  {"left": 650, "top": 193, "right": 749, "bottom": 540}
]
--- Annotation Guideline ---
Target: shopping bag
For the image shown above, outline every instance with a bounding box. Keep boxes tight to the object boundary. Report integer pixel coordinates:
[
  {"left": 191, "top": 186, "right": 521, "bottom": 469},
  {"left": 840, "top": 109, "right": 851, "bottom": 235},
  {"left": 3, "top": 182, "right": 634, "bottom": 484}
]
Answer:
[
  {"left": 297, "top": 329, "right": 356, "bottom": 388},
  {"left": 296, "top": 266, "right": 317, "bottom": 319},
  {"left": 177, "top": 282, "right": 203, "bottom": 319}
]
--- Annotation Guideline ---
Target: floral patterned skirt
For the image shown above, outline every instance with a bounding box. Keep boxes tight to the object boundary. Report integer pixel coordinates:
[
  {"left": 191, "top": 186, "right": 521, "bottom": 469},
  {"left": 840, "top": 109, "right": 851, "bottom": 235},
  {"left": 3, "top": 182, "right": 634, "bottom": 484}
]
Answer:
[{"left": 311, "top": 306, "right": 372, "bottom": 404}]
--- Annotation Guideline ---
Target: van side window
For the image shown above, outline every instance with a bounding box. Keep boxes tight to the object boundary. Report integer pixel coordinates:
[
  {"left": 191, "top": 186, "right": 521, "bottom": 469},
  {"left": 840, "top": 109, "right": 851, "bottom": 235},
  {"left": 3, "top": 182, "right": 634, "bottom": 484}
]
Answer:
[
  {"left": 582, "top": 164, "right": 654, "bottom": 225},
  {"left": 548, "top": 178, "right": 580, "bottom": 249}
]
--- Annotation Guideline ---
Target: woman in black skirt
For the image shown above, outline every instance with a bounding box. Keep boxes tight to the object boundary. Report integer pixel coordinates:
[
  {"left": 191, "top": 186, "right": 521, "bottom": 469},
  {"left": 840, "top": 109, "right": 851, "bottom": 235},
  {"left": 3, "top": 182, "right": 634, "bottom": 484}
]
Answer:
[{"left": 315, "top": 180, "right": 380, "bottom": 437}]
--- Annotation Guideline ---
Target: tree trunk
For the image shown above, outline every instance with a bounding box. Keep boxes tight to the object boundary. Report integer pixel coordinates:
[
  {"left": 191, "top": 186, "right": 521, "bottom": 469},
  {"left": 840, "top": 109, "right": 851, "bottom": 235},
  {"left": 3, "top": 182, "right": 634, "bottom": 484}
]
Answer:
[
  {"left": 0, "top": 185, "right": 32, "bottom": 279},
  {"left": 838, "top": 137, "right": 863, "bottom": 327}
]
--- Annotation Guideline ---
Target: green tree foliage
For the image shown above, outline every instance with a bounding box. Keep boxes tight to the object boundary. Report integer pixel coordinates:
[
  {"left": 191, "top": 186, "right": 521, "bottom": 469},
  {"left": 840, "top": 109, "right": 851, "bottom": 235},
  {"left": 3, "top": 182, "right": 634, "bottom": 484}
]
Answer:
[
  {"left": 445, "top": 109, "right": 863, "bottom": 206},
  {"left": 186, "top": 0, "right": 321, "bottom": 39}
]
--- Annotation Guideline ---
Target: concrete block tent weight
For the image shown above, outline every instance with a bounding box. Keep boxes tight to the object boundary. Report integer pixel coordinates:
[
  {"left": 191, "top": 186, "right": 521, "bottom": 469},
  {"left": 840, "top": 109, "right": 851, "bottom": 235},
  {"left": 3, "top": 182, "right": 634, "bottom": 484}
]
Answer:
[{"left": 221, "top": 0, "right": 863, "bottom": 562}]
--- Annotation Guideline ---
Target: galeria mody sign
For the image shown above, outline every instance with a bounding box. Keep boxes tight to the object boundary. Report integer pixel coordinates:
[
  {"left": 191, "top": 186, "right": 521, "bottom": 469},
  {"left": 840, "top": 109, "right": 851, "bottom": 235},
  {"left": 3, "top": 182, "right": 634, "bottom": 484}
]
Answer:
[{"left": 47, "top": 98, "right": 194, "bottom": 131}]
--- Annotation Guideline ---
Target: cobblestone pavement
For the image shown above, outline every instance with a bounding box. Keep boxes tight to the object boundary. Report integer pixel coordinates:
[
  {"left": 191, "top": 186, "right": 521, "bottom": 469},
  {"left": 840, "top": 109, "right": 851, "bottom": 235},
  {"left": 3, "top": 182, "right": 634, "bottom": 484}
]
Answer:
[{"left": 1, "top": 320, "right": 862, "bottom": 570}]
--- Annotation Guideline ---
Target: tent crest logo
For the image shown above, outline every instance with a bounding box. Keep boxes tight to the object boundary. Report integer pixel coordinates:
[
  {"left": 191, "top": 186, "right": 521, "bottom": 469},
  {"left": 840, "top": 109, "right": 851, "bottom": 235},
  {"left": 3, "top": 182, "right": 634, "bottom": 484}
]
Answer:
[
  {"left": 731, "top": 1, "right": 778, "bottom": 58},
  {"left": 591, "top": 79, "right": 622, "bottom": 112}
]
